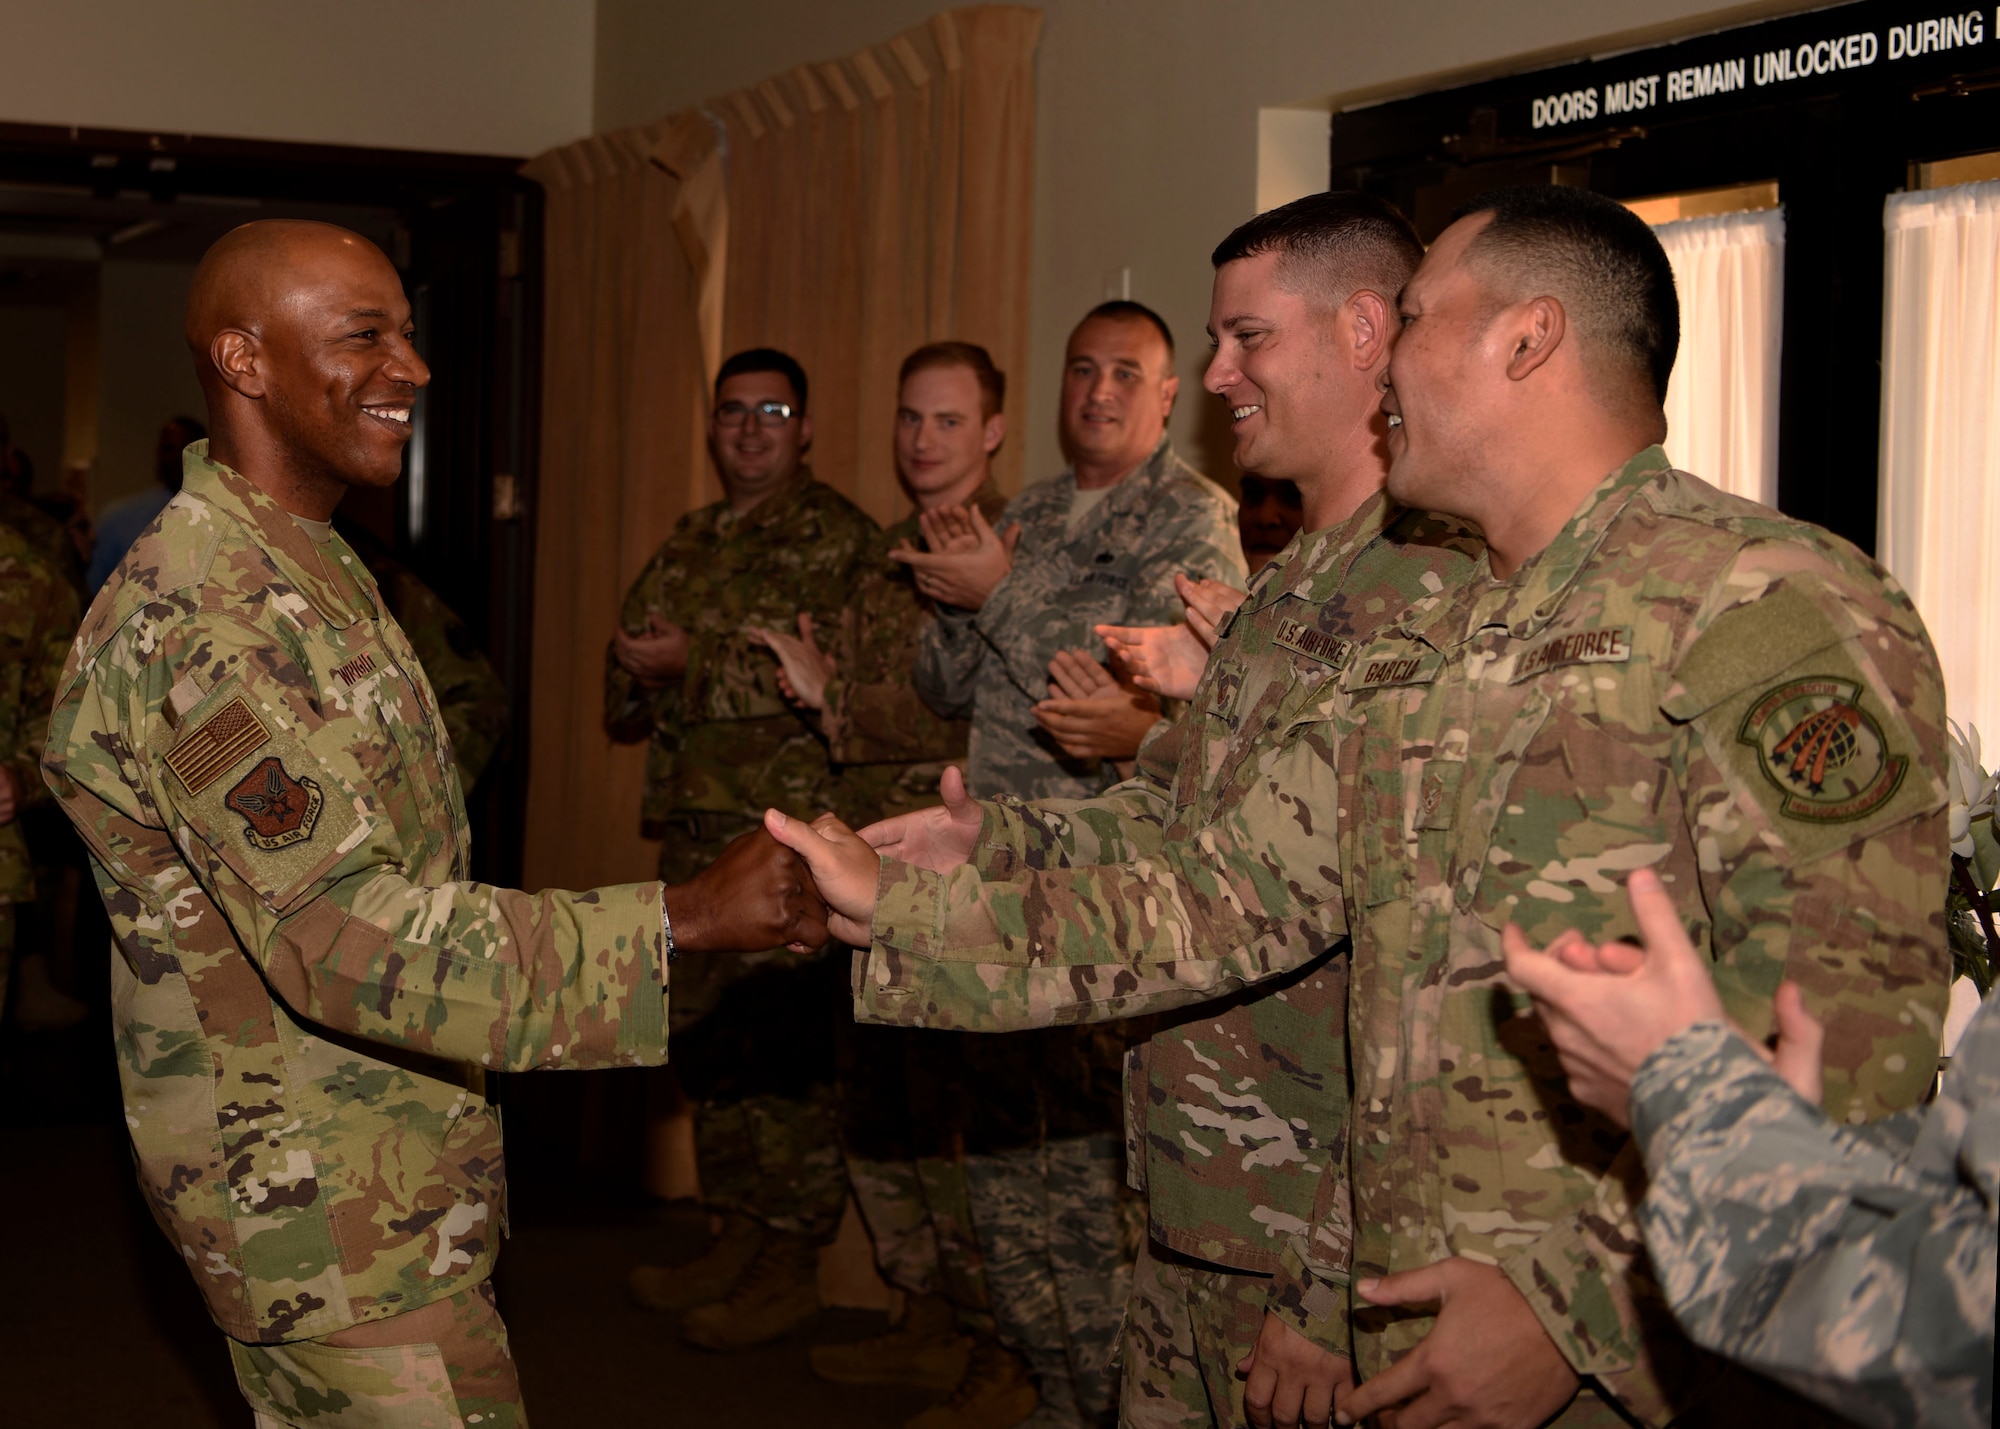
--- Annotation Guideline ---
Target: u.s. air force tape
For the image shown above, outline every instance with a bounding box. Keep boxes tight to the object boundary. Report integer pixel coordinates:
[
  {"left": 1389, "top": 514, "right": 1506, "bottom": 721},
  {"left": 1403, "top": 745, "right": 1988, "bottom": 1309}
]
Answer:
[{"left": 164, "top": 696, "right": 272, "bottom": 795}]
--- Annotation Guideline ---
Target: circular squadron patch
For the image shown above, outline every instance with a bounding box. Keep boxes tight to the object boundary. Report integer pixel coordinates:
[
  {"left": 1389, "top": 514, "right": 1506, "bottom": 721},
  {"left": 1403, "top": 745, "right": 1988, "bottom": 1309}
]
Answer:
[{"left": 1737, "top": 675, "right": 1907, "bottom": 822}]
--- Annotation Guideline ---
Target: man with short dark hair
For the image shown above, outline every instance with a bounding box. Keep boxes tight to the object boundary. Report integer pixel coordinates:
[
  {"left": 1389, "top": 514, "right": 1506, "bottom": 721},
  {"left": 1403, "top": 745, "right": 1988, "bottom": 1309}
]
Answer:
[
  {"left": 770, "top": 192, "right": 1466, "bottom": 1429},
  {"left": 42, "top": 220, "right": 827, "bottom": 1428},
  {"left": 1322, "top": 184, "right": 1952, "bottom": 1427},
  {"left": 611, "top": 345, "right": 876, "bottom": 1349}
]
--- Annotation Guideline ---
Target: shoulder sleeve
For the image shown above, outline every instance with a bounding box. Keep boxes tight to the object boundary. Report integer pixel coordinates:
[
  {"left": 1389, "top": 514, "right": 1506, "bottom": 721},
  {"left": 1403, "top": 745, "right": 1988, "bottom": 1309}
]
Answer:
[{"left": 54, "top": 610, "right": 668, "bottom": 1074}]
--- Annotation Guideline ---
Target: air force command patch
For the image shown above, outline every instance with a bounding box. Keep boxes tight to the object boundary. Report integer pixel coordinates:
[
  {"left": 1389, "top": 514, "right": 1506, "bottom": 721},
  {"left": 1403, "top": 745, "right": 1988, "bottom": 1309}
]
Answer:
[
  {"left": 223, "top": 756, "right": 325, "bottom": 849},
  {"left": 1738, "top": 675, "right": 1908, "bottom": 822}
]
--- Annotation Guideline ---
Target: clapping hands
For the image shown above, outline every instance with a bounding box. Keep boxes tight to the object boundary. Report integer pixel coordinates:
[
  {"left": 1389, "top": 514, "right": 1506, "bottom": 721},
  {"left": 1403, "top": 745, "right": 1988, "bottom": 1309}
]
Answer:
[{"left": 889, "top": 502, "right": 1021, "bottom": 610}]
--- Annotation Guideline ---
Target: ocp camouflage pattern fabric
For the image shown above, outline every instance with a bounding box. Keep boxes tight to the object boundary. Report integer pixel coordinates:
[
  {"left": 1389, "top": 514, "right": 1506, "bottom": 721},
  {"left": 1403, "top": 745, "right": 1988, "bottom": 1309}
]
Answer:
[
  {"left": 856, "top": 497, "right": 1478, "bottom": 1304},
  {"left": 0, "top": 522, "right": 76, "bottom": 908},
  {"left": 1630, "top": 995, "right": 1997, "bottom": 1429},
  {"left": 1321, "top": 448, "right": 1952, "bottom": 1424},
  {"left": 605, "top": 466, "right": 874, "bottom": 830},
  {"left": 44, "top": 444, "right": 670, "bottom": 1344},
  {"left": 913, "top": 439, "right": 1244, "bottom": 802}
]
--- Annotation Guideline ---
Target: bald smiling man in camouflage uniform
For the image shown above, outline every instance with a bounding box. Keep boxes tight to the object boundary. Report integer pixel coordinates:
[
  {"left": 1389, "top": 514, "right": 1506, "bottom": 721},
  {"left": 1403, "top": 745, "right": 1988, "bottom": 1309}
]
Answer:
[{"left": 42, "top": 221, "right": 825, "bottom": 1428}]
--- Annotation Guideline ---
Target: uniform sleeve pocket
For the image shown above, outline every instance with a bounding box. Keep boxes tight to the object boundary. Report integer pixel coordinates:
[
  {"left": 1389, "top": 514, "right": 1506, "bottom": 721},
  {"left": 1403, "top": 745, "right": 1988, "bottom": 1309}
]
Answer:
[{"left": 156, "top": 681, "right": 379, "bottom": 915}]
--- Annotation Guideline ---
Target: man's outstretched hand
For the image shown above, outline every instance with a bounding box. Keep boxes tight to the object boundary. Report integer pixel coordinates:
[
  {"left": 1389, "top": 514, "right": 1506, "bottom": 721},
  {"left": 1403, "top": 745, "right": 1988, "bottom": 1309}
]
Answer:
[
  {"left": 1238, "top": 1312, "right": 1354, "bottom": 1429},
  {"left": 1502, "top": 866, "right": 1826, "bottom": 1127},
  {"left": 859, "top": 764, "right": 983, "bottom": 873},
  {"left": 662, "top": 826, "right": 828, "bottom": 954},
  {"left": 1098, "top": 572, "right": 1246, "bottom": 700},
  {"left": 1339, "top": 1258, "right": 1579, "bottom": 1429},
  {"left": 765, "top": 809, "right": 881, "bottom": 946}
]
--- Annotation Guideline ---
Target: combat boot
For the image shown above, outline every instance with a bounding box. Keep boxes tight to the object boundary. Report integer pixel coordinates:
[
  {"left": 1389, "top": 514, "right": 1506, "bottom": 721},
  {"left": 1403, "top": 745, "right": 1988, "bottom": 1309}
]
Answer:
[
  {"left": 679, "top": 1228, "right": 822, "bottom": 1350},
  {"left": 811, "top": 1294, "right": 972, "bottom": 1390},
  {"left": 905, "top": 1339, "right": 1039, "bottom": 1429},
  {"left": 627, "top": 1212, "right": 763, "bottom": 1312}
]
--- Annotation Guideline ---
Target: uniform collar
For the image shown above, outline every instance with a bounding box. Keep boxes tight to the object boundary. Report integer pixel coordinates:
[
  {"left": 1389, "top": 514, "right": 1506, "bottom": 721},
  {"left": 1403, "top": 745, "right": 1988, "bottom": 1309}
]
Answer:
[
  {"left": 1466, "top": 445, "right": 1671, "bottom": 640},
  {"left": 181, "top": 440, "right": 370, "bottom": 629},
  {"left": 1064, "top": 436, "right": 1177, "bottom": 522},
  {"left": 890, "top": 476, "right": 1007, "bottom": 542},
  {"left": 717, "top": 464, "right": 814, "bottom": 535},
  {"left": 1243, "top": 488, "right": 1396, "bottom": 614}
]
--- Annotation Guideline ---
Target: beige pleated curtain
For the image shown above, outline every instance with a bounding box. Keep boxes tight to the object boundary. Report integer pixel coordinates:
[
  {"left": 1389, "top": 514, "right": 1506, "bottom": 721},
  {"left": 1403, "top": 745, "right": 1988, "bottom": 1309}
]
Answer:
[{"left": 520, "top": 6, "right": 1042, "bottom": 893}]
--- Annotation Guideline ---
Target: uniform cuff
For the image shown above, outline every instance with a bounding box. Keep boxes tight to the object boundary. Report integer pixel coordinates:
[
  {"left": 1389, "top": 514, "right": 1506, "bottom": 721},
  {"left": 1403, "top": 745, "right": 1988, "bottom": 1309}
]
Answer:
[
  {"left": 1268, "top": 1236, "right": 1352, "bottom": 1359},
  {"left": 854, "top": 857, "right": 943, "bottom": 1024}
]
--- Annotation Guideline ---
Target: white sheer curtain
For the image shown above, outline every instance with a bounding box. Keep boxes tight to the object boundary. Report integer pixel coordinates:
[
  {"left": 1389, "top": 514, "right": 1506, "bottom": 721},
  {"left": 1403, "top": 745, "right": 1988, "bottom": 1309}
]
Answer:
[
  {"left": 1652, "top": 206, "right": 1785, "bottom": 506},
  {"left": 1878, "top": 179, "right": 2000, "bottom": 748}
]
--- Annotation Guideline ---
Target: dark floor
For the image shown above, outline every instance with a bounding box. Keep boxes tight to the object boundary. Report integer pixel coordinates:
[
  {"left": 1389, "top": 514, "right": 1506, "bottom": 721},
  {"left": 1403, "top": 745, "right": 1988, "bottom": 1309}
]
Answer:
[{"left": 0, "top": 1016, "right": 936, "bottom": 1428}]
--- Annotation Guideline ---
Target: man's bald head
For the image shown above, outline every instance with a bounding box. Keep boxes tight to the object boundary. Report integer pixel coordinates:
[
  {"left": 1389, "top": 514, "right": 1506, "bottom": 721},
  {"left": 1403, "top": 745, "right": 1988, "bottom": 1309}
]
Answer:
[
  {"left": 189, "top": 220, "right": 428, "bottom": 517},
  {"left": 185, "top": 221, "right": 397, "bottom": 374}
]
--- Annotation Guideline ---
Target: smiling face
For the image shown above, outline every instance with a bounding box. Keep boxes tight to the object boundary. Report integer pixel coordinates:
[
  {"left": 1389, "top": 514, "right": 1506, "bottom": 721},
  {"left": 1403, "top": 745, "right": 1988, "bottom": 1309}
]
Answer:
[
  {"left": 1381, "top": 213, "right": 1509, "bottom": 519},
  {"left": 1059, "top": 314, "right": 1177, "bottom": 479},
  {"left": 1204, "top": 251, "right": 1377, "bottom": 486},
  {"left": 708, "top": 368, "right": 812, "bottom": 508},
  {"left": 256, "top": 238, "right": 428, "bottom": 494},
  {"left": 896, "top": 362, "right": 1003, "bottom": 509}
]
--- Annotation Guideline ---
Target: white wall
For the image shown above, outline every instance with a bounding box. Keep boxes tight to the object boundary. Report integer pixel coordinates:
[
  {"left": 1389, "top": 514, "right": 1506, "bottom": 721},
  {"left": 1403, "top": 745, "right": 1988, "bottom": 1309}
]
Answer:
[
  {"left": 0, "top": 0, "right": 595, "bottom": 156},
  {"left": 594, "top": 0, "right": 1820, "bottom": 486}
]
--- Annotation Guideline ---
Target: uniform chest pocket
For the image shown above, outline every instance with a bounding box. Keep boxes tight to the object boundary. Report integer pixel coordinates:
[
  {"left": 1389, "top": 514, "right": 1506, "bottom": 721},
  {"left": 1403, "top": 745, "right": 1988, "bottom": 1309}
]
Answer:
[{"left": 1451, "top": 685, "right": 1554, "bottom": 921}]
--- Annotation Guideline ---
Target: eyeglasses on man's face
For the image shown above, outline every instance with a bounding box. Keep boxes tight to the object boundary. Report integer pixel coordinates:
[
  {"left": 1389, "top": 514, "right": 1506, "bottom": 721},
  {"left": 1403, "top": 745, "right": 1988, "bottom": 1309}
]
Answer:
[{"left": 714, "top": 400, "right": 797, "bottom": 429}]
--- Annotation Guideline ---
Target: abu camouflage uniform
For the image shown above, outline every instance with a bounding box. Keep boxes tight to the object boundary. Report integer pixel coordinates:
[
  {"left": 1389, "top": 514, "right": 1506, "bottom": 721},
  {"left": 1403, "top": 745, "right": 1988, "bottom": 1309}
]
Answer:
[
  {"left": 0, "top": 523, "right": 79, "bottom": 1011},
  {"left": 826, "top": 482, "right": 1009, "bottom": 1337},
  {"left": 1630, "top": 992, "right": 1996, "bottom": 1428},
  {"left": 349, "top": 536, "right": 509, "bottom": 794},
  {"left": 856, "top": 495, "right": 1478, "bottom": 1422},
  {"left": 43, "top": 444, "right": 671, "bottom": 1426},
  {"left": 914, "top": 438, "right": 1245, "bottom": 802},
  {"left": 606, "top": 466, "right": 873, "bottom": 1244},
  {"left": 1302, "top": 448, "right": 1951, "bottom": 1425}
]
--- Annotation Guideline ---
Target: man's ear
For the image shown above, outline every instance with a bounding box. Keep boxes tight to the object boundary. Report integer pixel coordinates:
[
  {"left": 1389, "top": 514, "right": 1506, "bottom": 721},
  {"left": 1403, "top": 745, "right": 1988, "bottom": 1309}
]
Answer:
[
  {"left": 797, "top": 413, "right": 815, "bottom": 451},
  {"left": 982, "top": 411, "right": 1007, "bottom": 456},
  {"left": 1159, "top": 372, "right": 1181, "bottom": 416},
  {"left": 1347, "top": 289, "right": 1392, "bottom": 368},
  {"left": 1503, "top": 296, "right": 1567, "bottom": 382},
  {"left": 210, "top": 330, "right": 267, "bottom": 400}
]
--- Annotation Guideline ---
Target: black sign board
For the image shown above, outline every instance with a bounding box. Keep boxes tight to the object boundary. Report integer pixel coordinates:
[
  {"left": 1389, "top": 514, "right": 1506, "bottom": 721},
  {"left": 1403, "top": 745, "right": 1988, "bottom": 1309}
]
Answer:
[{"left": 1327, "top": 0, "right": 2000, "bottom": 559}]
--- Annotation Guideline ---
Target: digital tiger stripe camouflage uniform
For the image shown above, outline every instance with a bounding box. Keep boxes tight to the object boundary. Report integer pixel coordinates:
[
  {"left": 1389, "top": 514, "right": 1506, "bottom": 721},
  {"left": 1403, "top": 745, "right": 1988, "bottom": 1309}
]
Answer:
[
  {"left": 854, "top": 492, "right": 1480, "bottom": 1419},
  {"left": 43, "top": 445, "right": 672, "bottom": 1423},
  {"left": 1293, "top": 448, "right": 1952, "bottom": 1425}
]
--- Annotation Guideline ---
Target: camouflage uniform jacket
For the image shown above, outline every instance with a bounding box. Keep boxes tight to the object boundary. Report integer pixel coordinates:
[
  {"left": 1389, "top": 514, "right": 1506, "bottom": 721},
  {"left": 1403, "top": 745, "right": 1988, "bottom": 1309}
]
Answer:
[
  {"left": 354, "top": 544, "right": 509, "bottom": 794},
  {"left": 606, "top": 468, "right": 874, "bottom": 829},
  {"left": 829, "top": 481, "right": 1009, "bottom": 827},
  {"left": 43, "top": 444, "right": 670, "bottom": 1344},
  {"left": 913, "top": 439, "right": 1245, "bottom": 801},
  {"left": 857, "top": 497, "right": 1478, "bottom": 1295},
  {"left": 1629, "top": 996, "right": 1995, "bottom": 1429},
  {"left": 1312, "top": 448, "right": 1951, "bottom": 1423},
  {"left": 1, "top": 524, "right": 78, "bottom": 903}
]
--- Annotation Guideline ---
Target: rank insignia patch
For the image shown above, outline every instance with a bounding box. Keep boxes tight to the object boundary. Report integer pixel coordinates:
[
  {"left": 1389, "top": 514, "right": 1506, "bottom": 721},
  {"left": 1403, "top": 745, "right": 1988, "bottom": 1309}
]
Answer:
[
  {"left": 1738, "top": 675, "right": 1907, "bottom": 822},
  {"left": 224, "top": 756, "right": 325, "bottom": 850},
  {"left": 164, "top": 696, "right": 271, "bottom": 795}
]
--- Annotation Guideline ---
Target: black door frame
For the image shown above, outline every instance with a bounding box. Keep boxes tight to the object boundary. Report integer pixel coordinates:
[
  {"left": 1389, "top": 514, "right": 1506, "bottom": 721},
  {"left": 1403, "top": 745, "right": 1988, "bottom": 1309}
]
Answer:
[{"left": 0, "top": 120, "right": 544, "bottom": 884}]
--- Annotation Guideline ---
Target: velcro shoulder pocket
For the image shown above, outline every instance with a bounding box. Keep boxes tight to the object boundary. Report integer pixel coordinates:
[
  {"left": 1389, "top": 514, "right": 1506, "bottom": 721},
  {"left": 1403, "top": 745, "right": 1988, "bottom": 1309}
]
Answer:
[
  {"left": 156, "top": 682, "right": 375, "bottom": 914},
  {"left": 1659, "top": 586, "right": 1839, "bottom": 721}
]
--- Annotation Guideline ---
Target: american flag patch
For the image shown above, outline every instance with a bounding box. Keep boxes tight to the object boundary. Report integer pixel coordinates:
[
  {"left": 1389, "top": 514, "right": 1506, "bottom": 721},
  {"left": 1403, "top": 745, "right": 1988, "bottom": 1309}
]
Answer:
[{"left": 163, "top": 696, "right": 271, "bottom": 795}]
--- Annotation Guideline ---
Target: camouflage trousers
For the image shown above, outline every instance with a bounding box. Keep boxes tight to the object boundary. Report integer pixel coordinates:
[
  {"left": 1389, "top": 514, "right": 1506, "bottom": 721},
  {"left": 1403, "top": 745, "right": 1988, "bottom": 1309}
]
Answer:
[
  {"left": 1119, "top": 1239, "right": 1269, "bottom": 1428},
  {"left": 695, "top": 1086, "right": 849, "bottom": 1241},
  {"left": 230, "top": 1279, "right": 521, "bottom": 1428},
  {"left": 848, "top": 1152, "right": 996, "bottom": 1337},
  {"left": 966, "top": 1131, "right": 1136, "bottom": 1429}
]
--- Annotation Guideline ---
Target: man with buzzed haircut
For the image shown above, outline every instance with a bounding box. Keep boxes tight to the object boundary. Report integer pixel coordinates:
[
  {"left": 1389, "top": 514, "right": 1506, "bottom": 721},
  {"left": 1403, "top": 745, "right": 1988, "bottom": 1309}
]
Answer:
[
  {"left": 42, "top": 221, "right": 826, "bottom": 1428},
  {"left": 1320, "top": 186, "right": 1950, "bottom": 1427},
  {"left": 765, "top": 194, "right": 1474, "bottom": 1429}
]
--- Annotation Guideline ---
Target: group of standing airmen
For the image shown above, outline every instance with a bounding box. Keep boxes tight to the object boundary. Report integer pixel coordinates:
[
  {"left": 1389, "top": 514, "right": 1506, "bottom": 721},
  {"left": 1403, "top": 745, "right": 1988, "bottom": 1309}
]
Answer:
[{"left": 15, "top": 177, "right": 1993, "bottom": 1429}]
